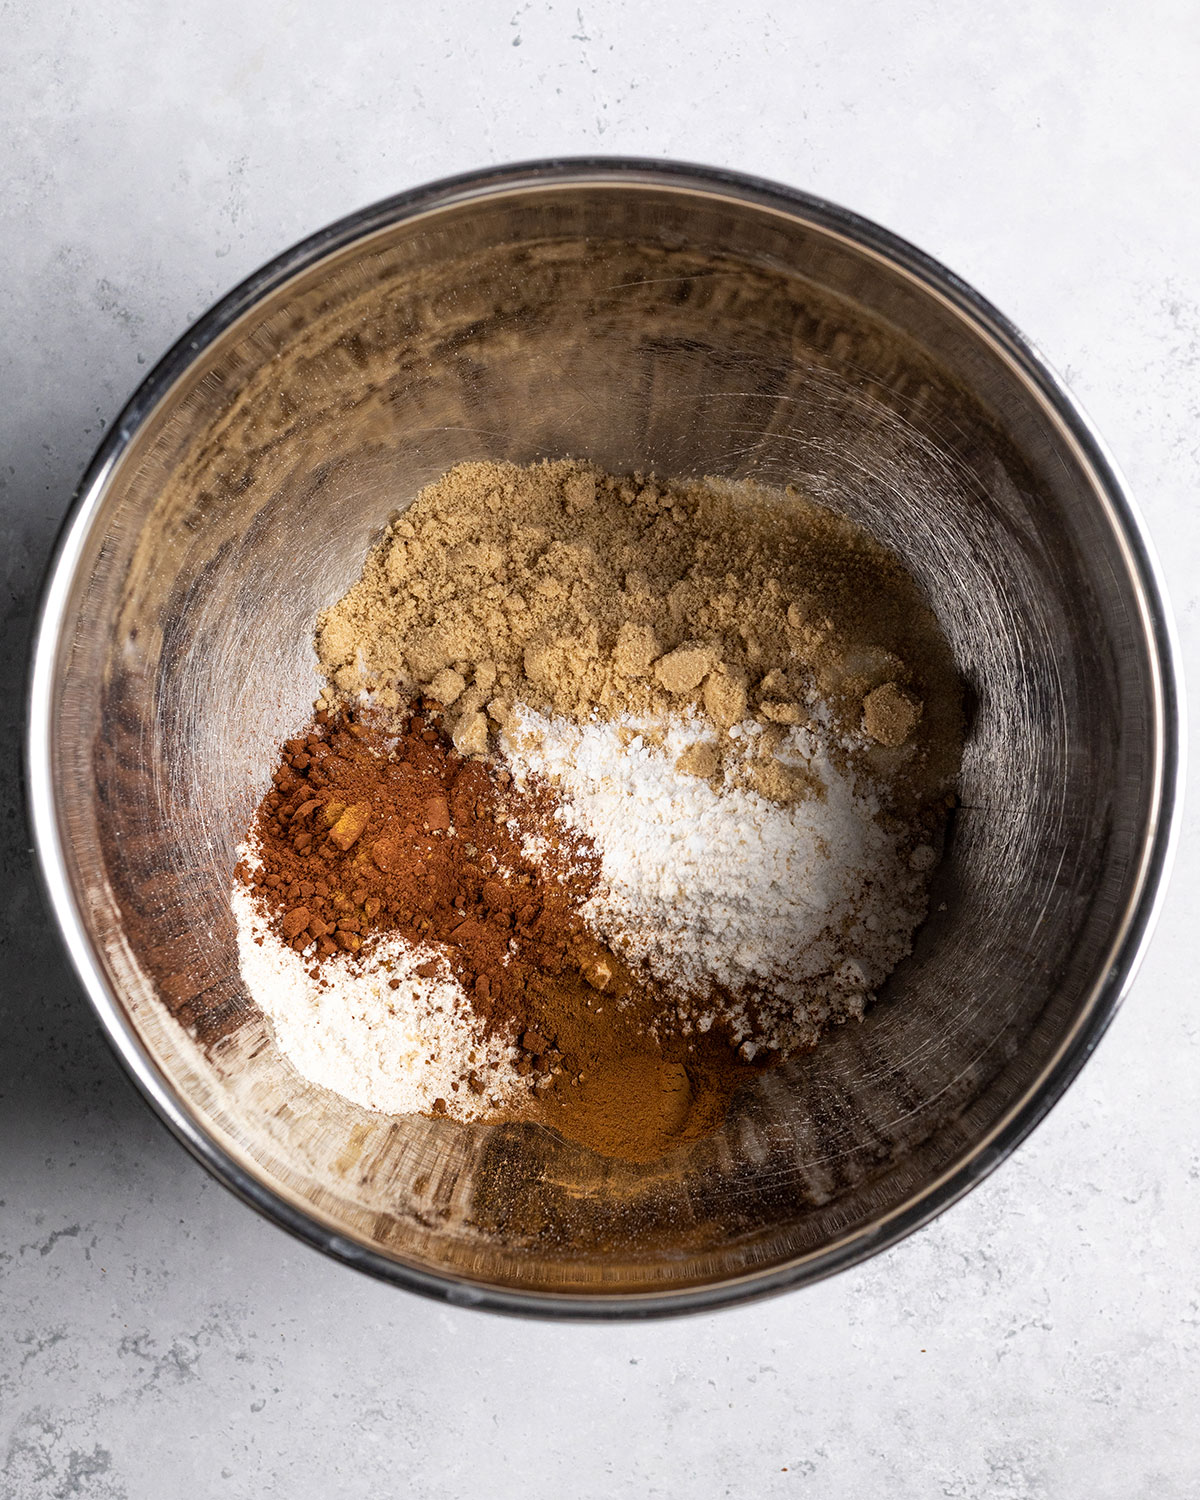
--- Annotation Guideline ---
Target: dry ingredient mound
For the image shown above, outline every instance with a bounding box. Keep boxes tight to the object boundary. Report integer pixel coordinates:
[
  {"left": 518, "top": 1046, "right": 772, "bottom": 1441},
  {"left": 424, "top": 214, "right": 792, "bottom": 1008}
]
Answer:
[{"left": 234, "top": 459, "right": 964, "bottom": 1163}]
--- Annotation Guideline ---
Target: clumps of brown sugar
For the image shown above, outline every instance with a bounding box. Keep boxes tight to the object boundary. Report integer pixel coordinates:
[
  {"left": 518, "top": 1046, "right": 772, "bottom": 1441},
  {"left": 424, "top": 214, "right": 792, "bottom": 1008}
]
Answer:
[
  {"left": 863, "top": 682, "right": 923, "bottom": 747},
  {"left": 316, "top": 460, "right": 962, "bottom": 807}
]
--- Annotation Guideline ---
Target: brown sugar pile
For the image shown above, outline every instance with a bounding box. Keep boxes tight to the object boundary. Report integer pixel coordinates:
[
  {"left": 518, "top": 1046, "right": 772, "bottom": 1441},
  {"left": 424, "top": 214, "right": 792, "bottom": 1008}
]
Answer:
[
  {"left": 236, "top": 702, "right": 761, "bottom": 1160},
  {"left": 316, "top": 459, "right": 962, "bottom": 805}
]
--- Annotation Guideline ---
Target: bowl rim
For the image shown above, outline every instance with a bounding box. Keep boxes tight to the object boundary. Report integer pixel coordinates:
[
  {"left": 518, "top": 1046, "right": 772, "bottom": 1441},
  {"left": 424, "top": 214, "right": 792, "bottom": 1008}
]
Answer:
[{"left": 26, "top": 155, "right": 1185, "bottom": 1320}]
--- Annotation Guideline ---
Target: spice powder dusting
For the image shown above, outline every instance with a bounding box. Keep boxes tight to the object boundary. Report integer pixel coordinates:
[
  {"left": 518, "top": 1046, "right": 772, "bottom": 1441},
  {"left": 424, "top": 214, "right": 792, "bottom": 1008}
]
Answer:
[{"left": 233, "top": 459, "right": 963, "bottom": 1162}]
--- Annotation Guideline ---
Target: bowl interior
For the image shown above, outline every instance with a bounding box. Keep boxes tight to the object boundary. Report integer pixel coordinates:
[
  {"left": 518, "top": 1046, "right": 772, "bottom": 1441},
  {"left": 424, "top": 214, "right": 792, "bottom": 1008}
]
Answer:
[{"left": 40, "top": 173, "right": 1164, "bottom": 1306}]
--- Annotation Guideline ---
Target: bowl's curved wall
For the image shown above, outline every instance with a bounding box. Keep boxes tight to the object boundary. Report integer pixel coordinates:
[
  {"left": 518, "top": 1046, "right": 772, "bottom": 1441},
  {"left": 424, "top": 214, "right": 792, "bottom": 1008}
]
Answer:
[{"left": 29, "top": 164, "right": 1178, "bottom": 1313}]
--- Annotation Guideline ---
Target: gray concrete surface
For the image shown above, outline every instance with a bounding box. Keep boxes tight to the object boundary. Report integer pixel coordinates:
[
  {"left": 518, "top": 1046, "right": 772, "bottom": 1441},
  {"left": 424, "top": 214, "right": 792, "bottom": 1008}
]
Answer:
[{"left": 3, "top": 3, "right": 1198, "bottom": 1496}]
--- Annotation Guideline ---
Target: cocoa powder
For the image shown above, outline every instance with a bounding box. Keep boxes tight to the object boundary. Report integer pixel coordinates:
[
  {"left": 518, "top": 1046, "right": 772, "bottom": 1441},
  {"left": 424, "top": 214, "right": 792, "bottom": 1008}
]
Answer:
[{"left": 240, "top": 704, "right": 760, "bottom": 1160}]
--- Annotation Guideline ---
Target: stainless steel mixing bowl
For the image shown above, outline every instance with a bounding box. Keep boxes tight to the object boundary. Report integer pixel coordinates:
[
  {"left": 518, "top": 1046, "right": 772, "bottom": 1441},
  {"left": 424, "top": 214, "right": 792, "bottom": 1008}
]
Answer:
[{"left": 28, "top": 159, "right": 1182, "bottom": 1316}]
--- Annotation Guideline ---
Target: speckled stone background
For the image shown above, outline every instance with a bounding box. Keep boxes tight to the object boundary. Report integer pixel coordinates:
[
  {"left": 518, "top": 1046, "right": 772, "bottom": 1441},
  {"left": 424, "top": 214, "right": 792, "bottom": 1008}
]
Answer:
[{"left": 3, "top": 4, "right": 1198, "bottom": 1496}]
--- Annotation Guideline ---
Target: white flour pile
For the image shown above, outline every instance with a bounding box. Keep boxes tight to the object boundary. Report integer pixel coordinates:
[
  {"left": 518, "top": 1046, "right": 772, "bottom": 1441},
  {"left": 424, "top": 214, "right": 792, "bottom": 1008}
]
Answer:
[
  {"left": 232, "top": 876, "right": 522, "bottom": 1118},
  {"left": 501, "top": 707, "right": 935, "bottom": 1055}
]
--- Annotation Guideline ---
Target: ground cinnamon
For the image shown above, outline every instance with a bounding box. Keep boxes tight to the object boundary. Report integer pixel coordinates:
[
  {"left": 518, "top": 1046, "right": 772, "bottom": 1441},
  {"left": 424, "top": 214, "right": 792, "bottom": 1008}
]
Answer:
[{"left": 238, "top": 703, "right": 761, "bottom": 1160}]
